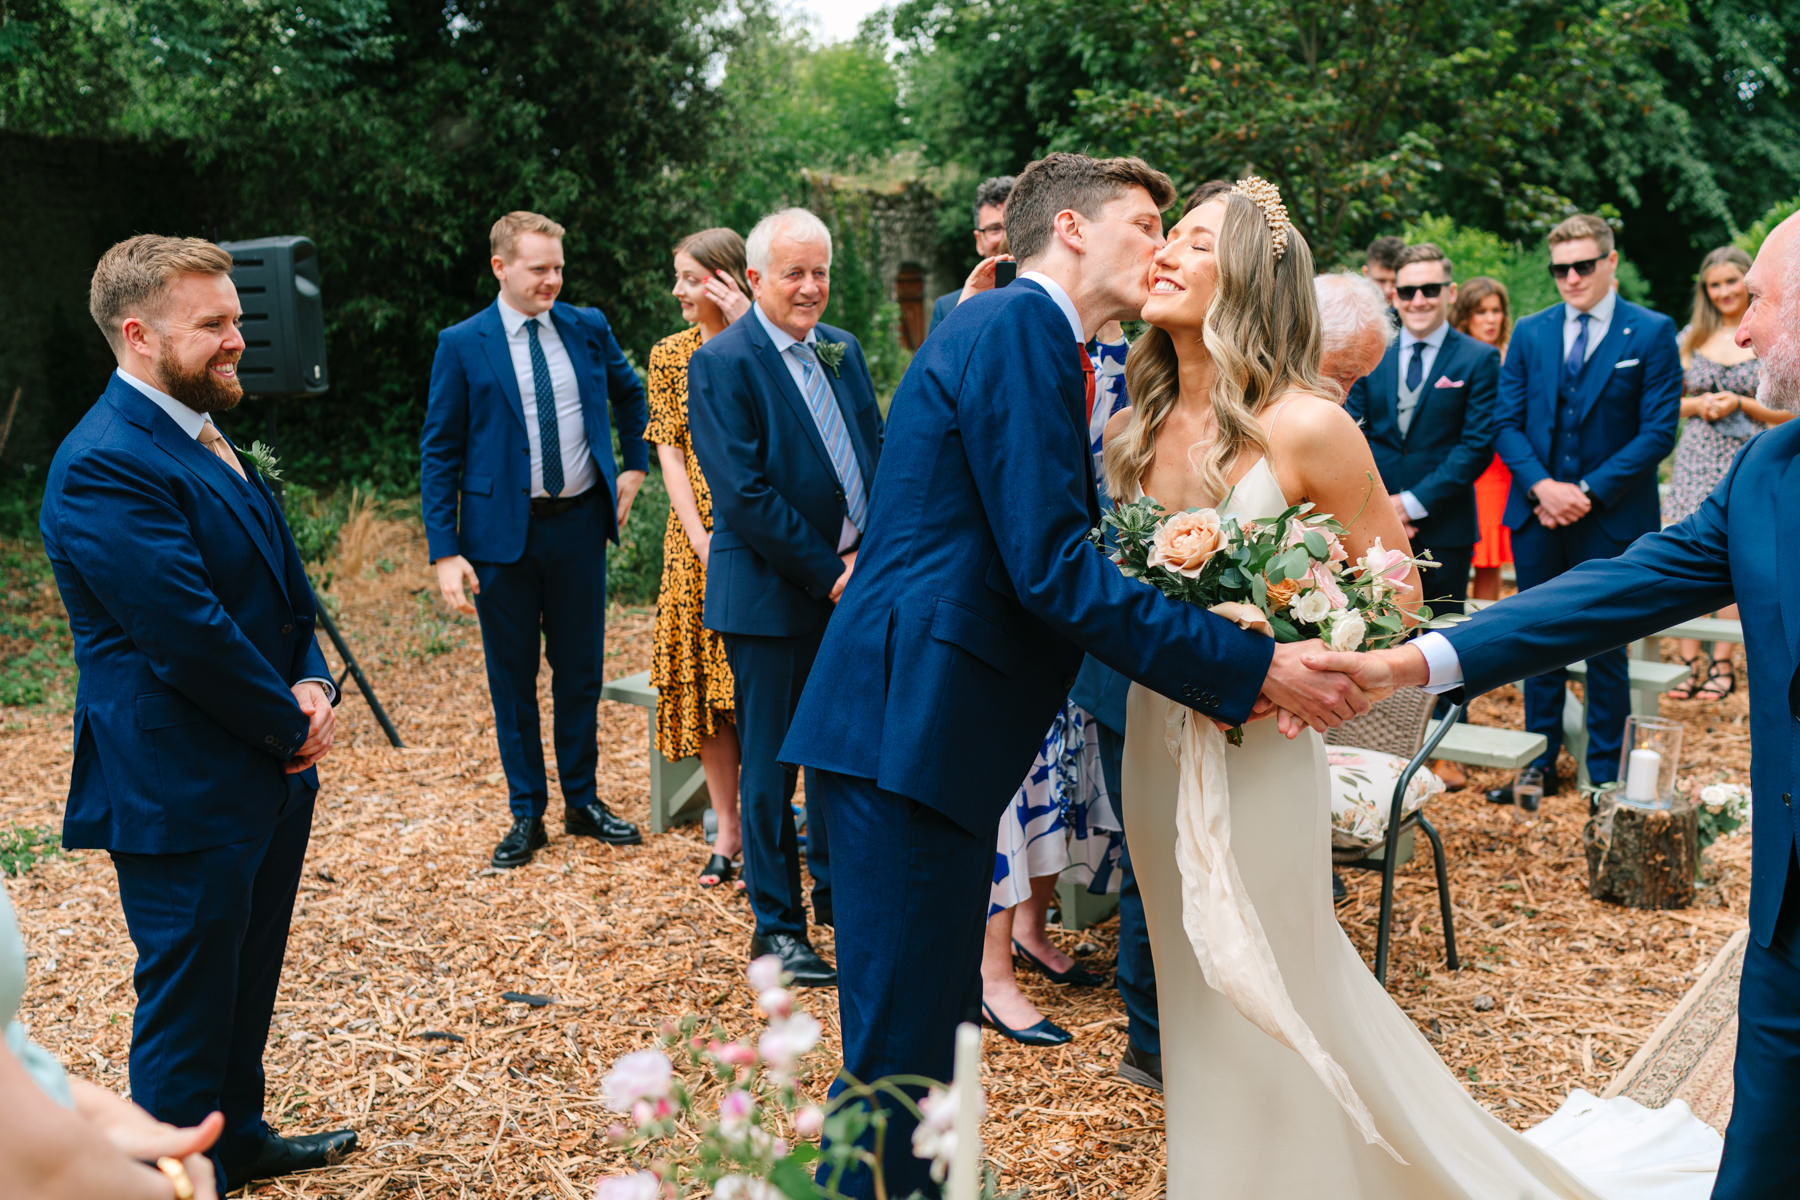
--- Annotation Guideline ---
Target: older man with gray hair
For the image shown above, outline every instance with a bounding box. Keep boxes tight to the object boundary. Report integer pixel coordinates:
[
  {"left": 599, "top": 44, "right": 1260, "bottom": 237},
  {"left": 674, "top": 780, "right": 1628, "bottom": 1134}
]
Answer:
[
  {"left": 1315, "top": 271, "right": 1396, "bottom": 401},
  {"left": 688, "top": 207, "right": 884, "bottom": 986}
]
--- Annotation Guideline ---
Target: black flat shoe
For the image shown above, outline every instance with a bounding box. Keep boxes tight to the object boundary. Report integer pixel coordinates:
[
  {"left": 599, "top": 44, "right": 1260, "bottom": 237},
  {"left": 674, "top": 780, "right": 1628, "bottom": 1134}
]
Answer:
[
  {"left": 980, "top": 1002, "right": 1072, "bottom": 1047},
  {"left": 750, "top": 931, "right": 836, "bottom": 987},
  {"left": 225, "top": 1128, "right": 358, "bottom": 1187},
  {"left": 565, "top": 801, "right": 642, "bottom": 845},
  {"left": 491, "top": 817, "right": 546, "bottom": 868},
  {"left": 1013, "top": 939, "right": 1108, "bottom": 987},
  {"left": 698, "top": 853, "right": 738, "bottom": 889},
  {"left": 1117, "top": 1042, "right": 1163, "bottom": 1092}
]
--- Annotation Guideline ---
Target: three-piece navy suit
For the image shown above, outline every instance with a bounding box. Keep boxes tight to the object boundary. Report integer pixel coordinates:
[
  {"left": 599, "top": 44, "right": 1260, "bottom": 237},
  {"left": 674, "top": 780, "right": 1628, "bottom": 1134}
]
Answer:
[
  {"left": 1493, "top": 296, "right": 1681, "bottom": 783},
  {"left": 420, "top": 300, "right": 648, "bottom": 818},
  {"left": 1346, "top": 323, "right": 1499, "bottom": 615},
  {"left": 780, "top": 278, "right": 1273, "bottom": 1198},
  {"left": 41, "top": 373, "right": 335, "bottom": 1186},
  {"left": 687, "top": 309, "right": 882, "bottom": 942},
  {"left": 1443, "top": 416, "right": 1800, "bottom": 1197}
]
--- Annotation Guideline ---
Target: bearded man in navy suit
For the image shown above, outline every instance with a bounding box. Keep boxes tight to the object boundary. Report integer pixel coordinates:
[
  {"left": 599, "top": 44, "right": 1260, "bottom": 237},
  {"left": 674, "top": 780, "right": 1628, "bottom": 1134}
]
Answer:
[
  {"left": 1485, "top": 213, "right": 1681, "bottom": 803},
  {"left": 421, "top": 211, "right": 650, "bottom": 869},
  {"left": 1314, "top": 207, "right": 1800, "bottom": 1199},
  {"left": 1346, "top": 242, "right": 1498, "bottom": 618},
  {"left": 779, "top": 154, "right": 1370, "bottom": 1199},
  {"left": 40, "top": 235, "right": 354, "bottom": 1189},
  {"left": 687, "top": 207, "right": 883, "bottom": 989}
]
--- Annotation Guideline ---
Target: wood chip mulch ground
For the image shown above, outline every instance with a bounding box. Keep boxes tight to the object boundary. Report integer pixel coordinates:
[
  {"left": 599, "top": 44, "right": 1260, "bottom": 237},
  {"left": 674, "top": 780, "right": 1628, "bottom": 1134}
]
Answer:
[{"left": 0, "top": 517, "right": 1753, "bottom": 1198}]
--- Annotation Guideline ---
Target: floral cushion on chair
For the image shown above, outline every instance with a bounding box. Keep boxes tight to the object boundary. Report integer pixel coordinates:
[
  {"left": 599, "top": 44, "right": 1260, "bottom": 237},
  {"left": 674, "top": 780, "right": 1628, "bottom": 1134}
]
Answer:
[{"left": 1328, "top": 746, "right": 1447, "bottom": 852}]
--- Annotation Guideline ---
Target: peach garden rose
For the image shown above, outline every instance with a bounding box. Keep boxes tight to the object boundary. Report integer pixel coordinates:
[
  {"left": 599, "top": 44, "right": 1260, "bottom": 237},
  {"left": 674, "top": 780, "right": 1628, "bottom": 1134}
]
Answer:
[{"left": 1147, "top": 508, "right": 1225, "bottom": 578}]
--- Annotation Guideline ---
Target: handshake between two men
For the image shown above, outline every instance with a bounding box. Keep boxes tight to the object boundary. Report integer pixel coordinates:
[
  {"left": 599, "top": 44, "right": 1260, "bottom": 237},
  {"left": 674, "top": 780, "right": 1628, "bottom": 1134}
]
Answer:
[{"left": 1241, "top": 639, "right": 1432, "bottom": 739}]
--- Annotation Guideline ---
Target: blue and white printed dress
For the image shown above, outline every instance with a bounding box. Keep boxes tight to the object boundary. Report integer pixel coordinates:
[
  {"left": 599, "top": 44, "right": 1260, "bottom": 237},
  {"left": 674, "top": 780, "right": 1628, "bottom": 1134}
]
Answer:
[{"left": 989, "top": 334, "right": 1131, "bottom": 916}]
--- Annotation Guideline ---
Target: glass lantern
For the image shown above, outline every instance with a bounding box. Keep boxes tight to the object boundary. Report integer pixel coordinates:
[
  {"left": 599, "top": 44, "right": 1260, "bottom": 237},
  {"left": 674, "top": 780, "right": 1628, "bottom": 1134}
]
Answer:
[{"left": 1618, "top": 715, "right": 1682, "bottom": 809}]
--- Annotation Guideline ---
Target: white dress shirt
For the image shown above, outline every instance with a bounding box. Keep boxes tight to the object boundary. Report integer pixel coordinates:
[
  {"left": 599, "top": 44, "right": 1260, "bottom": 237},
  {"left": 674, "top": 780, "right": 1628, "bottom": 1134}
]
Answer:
[
  {"left": 752, "top": 302, "right": 859, "bottom": 553},
  {"left": 496, "top": 298, "right": 596, "bottom": 500},
  {"left": 114, "top": 368, "right": 337, "bottom": 703},
  {"left": 1411, "top": 630, "right": 1464, "bottom": 693},
  {"left": 1562, "top": 287, "right": 1617, "bottom": 364},
  {"left": 1394, "top": 321, "right": 1451, "bottom": 520}
]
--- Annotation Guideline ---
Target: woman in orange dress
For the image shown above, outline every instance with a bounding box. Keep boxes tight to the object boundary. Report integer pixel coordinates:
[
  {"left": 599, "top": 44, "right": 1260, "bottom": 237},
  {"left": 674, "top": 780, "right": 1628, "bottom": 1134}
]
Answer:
[
  {"left": 1453, "top": 277, "right": 1513, "bottom": 603},
  {"left": 647, "top": 228, "right": 752, "bottom": 887}
]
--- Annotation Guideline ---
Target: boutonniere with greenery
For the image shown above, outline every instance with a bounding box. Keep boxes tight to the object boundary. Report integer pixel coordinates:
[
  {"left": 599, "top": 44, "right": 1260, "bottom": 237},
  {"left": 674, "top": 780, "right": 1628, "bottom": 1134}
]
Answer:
[
  {"left": 813, "top": 339, "right": 846, "bottom": 378},
  {"left": 244, "top": 440, "right": 283, "bottom": 482}
]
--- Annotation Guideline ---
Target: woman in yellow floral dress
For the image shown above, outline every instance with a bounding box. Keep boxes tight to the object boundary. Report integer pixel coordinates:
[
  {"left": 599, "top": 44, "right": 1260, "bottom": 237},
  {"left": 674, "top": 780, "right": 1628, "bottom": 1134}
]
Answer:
[{"left": 647, "top": 228, "right": 752, "bottom": 887}]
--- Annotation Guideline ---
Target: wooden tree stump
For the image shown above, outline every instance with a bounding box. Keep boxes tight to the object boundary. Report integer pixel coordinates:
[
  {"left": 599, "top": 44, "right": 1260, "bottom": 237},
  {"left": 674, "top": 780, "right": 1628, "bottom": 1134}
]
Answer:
[{"left": 1582, "top": 791, "right": 1698, "bottom": 909}]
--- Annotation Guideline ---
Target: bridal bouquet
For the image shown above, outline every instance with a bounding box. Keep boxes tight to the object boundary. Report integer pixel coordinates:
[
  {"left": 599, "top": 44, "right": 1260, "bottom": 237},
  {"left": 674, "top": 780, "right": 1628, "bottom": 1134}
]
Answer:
[{"left": 1097, "top": 495, "right": 1433, "bottom": 733}]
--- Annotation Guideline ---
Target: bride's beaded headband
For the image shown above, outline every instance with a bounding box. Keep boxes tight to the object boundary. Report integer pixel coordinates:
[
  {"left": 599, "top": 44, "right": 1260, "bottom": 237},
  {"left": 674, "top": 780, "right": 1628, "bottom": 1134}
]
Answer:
[{"left": 1231, "top": 176, "right": 1291, "bottom": 262}]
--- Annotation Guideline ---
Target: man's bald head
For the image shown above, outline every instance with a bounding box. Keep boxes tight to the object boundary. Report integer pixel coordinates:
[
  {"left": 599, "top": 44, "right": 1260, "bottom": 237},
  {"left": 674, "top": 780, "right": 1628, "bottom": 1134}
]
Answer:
[{"left": 1739, "top": 212, "right": 1800, "bottom": 411}]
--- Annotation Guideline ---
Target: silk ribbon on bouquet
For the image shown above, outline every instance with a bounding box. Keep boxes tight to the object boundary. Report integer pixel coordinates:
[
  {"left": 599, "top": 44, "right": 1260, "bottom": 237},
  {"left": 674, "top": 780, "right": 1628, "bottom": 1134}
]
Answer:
[{"left": 1163, "top": 603, "right": 1404, "bottom": 1163}]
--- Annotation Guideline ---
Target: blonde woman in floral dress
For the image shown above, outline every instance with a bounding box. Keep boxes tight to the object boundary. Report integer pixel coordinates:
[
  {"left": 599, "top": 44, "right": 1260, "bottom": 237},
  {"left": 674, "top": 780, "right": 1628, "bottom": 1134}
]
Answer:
[{"left": 648, "top": 229, "right": 752, "bottom": 888}]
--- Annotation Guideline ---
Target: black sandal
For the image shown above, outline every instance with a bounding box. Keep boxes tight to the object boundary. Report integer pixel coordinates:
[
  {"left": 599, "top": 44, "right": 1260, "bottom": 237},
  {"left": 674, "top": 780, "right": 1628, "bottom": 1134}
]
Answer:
[
  {"left": 1697, "top": 658, "right": 1737, "bottom": 700},
  {"left": 698, "top": 853, "right": 738, "bottom": 889},
  {"left": 1665, "top": 656, "right": 1705, "bottom": 700}
]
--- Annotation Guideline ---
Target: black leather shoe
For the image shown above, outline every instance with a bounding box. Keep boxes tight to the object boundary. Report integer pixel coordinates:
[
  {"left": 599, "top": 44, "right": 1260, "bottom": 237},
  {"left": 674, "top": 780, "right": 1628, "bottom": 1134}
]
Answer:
[
  {"left": 565, "top": 801, "right": 642, "bottom": 845},
  {"left": 980, "top": 1002, "right": 1072, "bottom": 1047},
  {"left": 813, "top": 896, "right": 833, "bottom": 929},
  {"left": 750, "top": 931, "right": 836, "bottom": 987},
  {"left": 1486, "top": 765, "right": 1558, "bottom": 810},
  {"left": 226, "top": 1128, "right": 358, "bottom": 1186},
  {"left": 1117, "top": 1042, "right": 1163, "bottom": 1092},
  {"left": 491, "top": 817, "right": 547, "bottom": 868},
  {"left": 1013, "top": 939, "right": 1108, "bottom": 987}
]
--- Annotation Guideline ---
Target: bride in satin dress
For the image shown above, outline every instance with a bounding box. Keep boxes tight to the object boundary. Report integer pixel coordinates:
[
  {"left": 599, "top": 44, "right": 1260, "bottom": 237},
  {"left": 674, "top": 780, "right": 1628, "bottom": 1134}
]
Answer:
[{"left": 1103, "top": 182, "right": 1722, "bottom": 1199}]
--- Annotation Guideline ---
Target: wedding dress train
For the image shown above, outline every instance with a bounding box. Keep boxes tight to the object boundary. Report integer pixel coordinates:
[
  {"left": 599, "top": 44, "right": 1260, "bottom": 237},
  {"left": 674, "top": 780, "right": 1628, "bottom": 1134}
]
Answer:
[{"left": 1121, "top": 458, "right": 1721, "bottom": 1199}]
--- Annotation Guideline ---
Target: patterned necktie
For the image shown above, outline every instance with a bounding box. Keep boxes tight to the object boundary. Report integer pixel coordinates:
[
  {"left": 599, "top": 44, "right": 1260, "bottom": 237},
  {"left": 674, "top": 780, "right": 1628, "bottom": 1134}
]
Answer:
[
  {"left": 526, "top": 318, "right": 563, "bottom": 497},
  {"left": 1565, "top": 312, "right": 1592, "bottom": 379},
  {"left": 1081, "top": 344, "right": 1097, "bottom": 420},
  {"left": 198, "top": 421, "right": 246, "bottom": 480},
  {"left": 790, "top": 342, "right": 868, "bottom": 531}
]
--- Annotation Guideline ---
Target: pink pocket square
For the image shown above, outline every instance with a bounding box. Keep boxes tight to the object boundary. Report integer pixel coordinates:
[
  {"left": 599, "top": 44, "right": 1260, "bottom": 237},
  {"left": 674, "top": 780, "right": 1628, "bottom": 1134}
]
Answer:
[{"left": 1434, "top": 377, "right": 1465, "bottom": 388}]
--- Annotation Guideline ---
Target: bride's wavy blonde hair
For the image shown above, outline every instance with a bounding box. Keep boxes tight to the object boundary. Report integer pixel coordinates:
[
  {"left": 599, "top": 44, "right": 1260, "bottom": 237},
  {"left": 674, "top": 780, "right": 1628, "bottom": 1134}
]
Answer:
[{"left": 1103, "top": 187, "right": 1334, "bottom": 504}]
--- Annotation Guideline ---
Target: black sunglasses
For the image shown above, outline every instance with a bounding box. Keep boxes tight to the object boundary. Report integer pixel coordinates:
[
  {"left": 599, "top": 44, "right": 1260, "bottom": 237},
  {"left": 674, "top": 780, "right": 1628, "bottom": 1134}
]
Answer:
[
  {"left": 1548, "top": 257, "right": 1602, "bottom": 279},
  {"left": 1394, "top": 282, "right": 1446, "bottom": 301}
]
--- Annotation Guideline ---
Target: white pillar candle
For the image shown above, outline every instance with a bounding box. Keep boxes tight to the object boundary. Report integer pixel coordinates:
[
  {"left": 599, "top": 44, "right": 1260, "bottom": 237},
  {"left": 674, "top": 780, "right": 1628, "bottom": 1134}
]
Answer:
[
  {"left": 947, "top": 1023, "right": 982, "bottom": 1200},
  {"left": 1624, "top": 747, "right": 1662, "bottom": 804}
]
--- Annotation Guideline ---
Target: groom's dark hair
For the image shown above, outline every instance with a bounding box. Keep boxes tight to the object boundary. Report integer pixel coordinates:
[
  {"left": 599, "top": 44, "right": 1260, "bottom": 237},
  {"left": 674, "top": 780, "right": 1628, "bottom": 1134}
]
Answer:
[{"left": 1006, "top": 153, "right": 1176, "bottom": 263}]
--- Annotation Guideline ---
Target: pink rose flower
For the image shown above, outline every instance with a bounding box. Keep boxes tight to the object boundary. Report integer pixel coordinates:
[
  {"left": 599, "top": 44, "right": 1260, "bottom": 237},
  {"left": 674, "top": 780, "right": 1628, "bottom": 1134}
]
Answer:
[
  {"left": 1307, "top": 562, "right": 1348, "bottom": 609},
  {"left": 1357, "top": 538, "right": 1413, "bottom": 594},
  {"left": 709, "top": 1039, "right": 758, "bottom": 1069},
  {"left": 1147, "top": 508, "right": 1226, "bottom": 578},
  {"left": 602, "top": 1049, "right": 673, "bottom": 1113},
  {"left": 718, "top": 1088, "right": 756, "bottom": 1136}
]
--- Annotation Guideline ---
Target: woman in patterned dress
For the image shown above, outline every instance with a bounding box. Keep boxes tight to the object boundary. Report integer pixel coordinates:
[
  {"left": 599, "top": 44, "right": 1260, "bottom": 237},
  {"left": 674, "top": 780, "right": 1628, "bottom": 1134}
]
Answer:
[
  {"left": 647, "top": 229, "right": 752, "bottom": 886},
  {"left": 978, "top": 323, "right": 1129, "bottom": 1046},
  {"left": 1663, "top": 246, "right": 1791, "bottom": 699},
  {"left": 1451, "top": 276, "right": 1513, "bottom": 604}
]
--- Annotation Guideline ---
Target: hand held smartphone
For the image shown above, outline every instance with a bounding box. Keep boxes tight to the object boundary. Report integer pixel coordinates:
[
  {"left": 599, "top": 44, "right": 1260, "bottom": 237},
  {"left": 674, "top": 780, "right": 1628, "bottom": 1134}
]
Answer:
[{"left": 994, "top": 259, "right": 1017, "bottom": 287}]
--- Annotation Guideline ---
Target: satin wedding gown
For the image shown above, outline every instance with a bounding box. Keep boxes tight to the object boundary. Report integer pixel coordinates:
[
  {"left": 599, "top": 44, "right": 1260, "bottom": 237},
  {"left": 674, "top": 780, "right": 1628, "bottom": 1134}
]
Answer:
[{"left": 1121, "top": 458, "right": 1722, "bottom": 1199}]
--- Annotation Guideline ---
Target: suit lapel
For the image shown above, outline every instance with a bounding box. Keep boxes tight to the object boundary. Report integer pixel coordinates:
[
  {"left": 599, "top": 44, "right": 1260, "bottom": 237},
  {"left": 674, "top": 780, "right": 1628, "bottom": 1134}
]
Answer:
[
  {"left": 1404, "top": 331, "right": 1458, "bottom": 447},
  {"left": 746, "top": 315, "right": 838, "bottom": 481},
  {"left": 1573, "top": 303, "right": 1628, "bottom": 422},
  {"left": 1532, "top": 310, "right": 1565, "bottom": 454},
  {"left": 1369, "top": 345, "right": 1399, "bottom": 439},
  {"left": 550, "top": 304, "right": 610, "bottom": 465},
  {"left": 476, "top": 305, "right": 529, "bottom": 434},
  {"left": 1778, "top": 450, "right": 1800, "bottom": 666}
]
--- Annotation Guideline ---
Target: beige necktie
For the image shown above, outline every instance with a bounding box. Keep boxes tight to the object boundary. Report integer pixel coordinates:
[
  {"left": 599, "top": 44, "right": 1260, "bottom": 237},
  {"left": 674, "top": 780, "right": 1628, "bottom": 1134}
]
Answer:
[{"left": 198, "top": 422, "right": 246, "bottom": 480}]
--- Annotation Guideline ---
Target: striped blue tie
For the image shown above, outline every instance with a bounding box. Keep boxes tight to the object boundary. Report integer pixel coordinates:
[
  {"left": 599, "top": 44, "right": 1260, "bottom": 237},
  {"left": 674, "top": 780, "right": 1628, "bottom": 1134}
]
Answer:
[
  {"left": 790, "top": 341, "right": 867, "bottom": 532},
  {"left": 526, "top": 318, "right": 563, "bottom": 498}
]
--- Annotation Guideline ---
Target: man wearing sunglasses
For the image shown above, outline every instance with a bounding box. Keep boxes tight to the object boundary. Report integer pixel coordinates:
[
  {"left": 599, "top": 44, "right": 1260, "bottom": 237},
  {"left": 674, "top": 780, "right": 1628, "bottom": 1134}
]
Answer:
[
  {"left": 1485, "top": 213, "right": 1681, "bottom": 807},
  {"left": 1346, "top": 242, "right": 1498, "bottom": 623}
]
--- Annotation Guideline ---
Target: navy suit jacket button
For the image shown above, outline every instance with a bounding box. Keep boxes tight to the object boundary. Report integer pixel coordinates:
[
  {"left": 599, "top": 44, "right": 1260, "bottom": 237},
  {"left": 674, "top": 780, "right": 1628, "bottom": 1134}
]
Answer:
[{"left": 281, "top": 623, "right": 294, "bottom": 634}]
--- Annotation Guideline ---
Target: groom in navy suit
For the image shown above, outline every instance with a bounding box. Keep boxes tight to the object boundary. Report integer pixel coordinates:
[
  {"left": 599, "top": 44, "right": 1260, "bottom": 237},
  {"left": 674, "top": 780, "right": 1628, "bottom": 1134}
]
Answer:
[
  {"left": 1346, "top": 242, "right": 1498, "bottom": 617},
  {"left": 780, "top": 154, "right": 1370, "bottom": 1198},
  {"left": 1317, "top": 208, "right": 1800, "bottom": 1198},
  {"left": 1486, "top": 214, "right": 1681, "bottom": 802},
  {"left": 688, "top": 207, "right": 883, "bottom": 988},
  {"left": 41, "top": 235, "right": 354, "bottom": 1188},
  {"left": 421, "top": 211, "right": 650, "bottom": 868}
]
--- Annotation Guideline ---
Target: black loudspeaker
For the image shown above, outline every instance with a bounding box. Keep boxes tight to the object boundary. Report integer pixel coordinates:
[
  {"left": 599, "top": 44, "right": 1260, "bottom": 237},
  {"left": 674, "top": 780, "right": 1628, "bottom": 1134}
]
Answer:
[{"left": 218, "top": 236, "right": 328, "bottom": 396}]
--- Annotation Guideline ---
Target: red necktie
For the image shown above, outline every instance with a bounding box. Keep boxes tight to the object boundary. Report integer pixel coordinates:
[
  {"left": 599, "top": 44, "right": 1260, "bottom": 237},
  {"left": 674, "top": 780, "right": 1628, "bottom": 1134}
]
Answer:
[{"left": 1080, "top": 345, "right": 1096, "bottom": 421}]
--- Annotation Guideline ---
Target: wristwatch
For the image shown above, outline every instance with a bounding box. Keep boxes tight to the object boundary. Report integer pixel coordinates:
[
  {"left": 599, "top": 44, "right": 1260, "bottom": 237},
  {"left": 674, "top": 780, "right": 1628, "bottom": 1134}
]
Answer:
[{"left": 1578, "top": 479, "right": 1595, "bottom": 499}]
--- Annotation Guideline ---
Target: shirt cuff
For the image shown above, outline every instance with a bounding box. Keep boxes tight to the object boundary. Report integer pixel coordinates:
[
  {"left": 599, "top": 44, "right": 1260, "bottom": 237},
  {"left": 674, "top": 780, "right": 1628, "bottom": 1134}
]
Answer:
[
  {"left": 1412, "top": 631, "right": 1463, "bottom": 694},
  {"left": 297, "top": 676, "right": 340, "bottom": 706},
  {"left": 1400, "top": 491, "right": 1428, "bottom": 520}
]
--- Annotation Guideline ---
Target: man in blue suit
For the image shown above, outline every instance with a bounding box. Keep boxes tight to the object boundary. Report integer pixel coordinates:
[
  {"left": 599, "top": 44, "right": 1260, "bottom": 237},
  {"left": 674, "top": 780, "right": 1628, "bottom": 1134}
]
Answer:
[
  {"left": 1485, "top": 214, "right": 1681, "bottom": 804},
  {"left": 780, "top": 154, "right": 1370, "bottom": 1198},
  {"left": 421, "top": 211, "right": 650, "bottom": 868},
  {"left": 1346, "top": 242, "right": 1498, "bottom": 618},
  {"left": 41, "top": 235, "right": 355, "bottom": 1188},
  {"left": 1315, "top": 210, "right": 1800, "bottom": 1196},
  {"left": 927, "top": 174, "right": 1015, "bottom": 335},
  {"left": 687, "top": 207, "right": 883, "bottom": 988}
]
